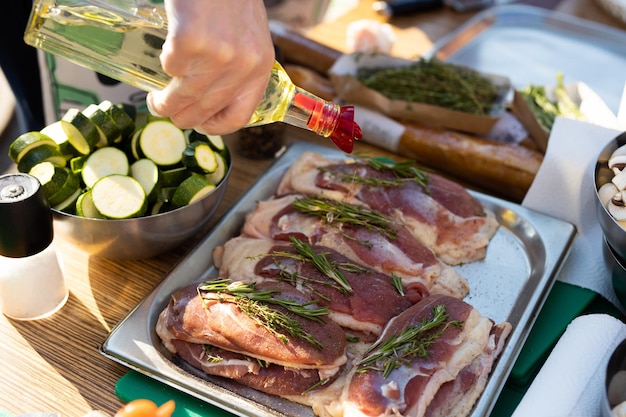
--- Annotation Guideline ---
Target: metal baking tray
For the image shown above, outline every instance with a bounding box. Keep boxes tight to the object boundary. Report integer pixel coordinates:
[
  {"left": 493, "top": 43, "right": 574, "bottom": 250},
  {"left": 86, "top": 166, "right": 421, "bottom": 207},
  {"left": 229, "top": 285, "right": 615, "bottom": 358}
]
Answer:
[
  {"left": 101, "top": 141, "right": 576, "bottom": 417},
  {"left": 426, "top": 4, "right": 626, "bottom": 114}
]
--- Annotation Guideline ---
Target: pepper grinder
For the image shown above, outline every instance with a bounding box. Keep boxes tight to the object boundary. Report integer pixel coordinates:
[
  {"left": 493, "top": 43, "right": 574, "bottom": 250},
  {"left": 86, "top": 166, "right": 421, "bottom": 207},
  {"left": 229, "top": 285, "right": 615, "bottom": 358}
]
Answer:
[{"left": 0, "top": 173, "right": 68, "bottom": 320}]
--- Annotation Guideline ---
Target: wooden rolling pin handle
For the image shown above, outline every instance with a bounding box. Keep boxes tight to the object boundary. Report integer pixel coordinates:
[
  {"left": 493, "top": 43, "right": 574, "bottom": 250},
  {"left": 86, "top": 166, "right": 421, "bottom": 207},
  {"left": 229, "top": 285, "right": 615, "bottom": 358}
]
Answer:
[{"left": 269, "top": 20, "right": 343, "bottom": 75}]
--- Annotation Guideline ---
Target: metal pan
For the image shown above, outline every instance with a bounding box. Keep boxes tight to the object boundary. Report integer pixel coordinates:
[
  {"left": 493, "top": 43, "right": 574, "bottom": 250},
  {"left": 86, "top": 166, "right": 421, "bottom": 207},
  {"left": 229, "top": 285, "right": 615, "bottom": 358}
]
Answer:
[
  {"left": 426, "top": 4, "right": 626, "bottom": 114},
  {"left": 101, "top": 141, "right": 576, "bottom": 417}
]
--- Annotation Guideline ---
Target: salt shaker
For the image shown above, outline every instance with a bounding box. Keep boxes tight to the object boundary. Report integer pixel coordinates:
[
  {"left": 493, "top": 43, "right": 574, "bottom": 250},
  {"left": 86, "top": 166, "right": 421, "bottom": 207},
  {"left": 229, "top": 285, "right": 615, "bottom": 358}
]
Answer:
[{"left": 0, "top": 173, "right": 68, "bottom": 320}]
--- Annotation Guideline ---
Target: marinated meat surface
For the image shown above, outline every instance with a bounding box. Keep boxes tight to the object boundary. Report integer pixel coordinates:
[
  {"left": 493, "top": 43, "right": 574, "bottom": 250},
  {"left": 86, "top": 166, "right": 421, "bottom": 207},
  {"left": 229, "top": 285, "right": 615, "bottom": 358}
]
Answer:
[
  {"left": 241, "top": 193, "right": 468, "bottom": 298},
  {"left": 215, "top": 236, "right": 421, "bottom": 336},
  {"left": 276, "top": 152, "right": 499, "bottom": 265},
  {"left": 323, "top": 294, "right": 511, "bottom": 417},
  {"left": 156, "top": 281, "right": 347, "bottom": 370}
]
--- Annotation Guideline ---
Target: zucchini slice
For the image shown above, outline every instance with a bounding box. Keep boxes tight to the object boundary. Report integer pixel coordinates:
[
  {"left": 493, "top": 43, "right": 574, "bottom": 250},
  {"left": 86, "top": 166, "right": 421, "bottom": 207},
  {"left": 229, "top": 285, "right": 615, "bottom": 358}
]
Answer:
[
  {"left": 91, "top": 175, "right": 147, "bottom": 219},
  {"left": 82, "top": 146, "right": 130, "bottom": 188},
  {"left": 99, "top": 100, "right": 136, "bottom": 140},
  {"left": 47, "top": 170, "right": 81, "bottom": 207},
  {"left": 161, "top": 166, "right": 192, "bottom": 188},
  {"left": 17, "top": 144, "right": 66, "bottom": 173},
  {"left": 206, "top": 152, "right": 228, "bottom": 185},
  {"left": 130, "top": 158, "right": 162, "bottom": 203},
  {"left": 53, "top": 187, "right": 82, "bottom": 214},
  {"left": 171, "top": 173, "right": 216, "bottom": 208},
  {"left": 61, "top": 108, "right": 100, "bottom": 155},
  {"left": 28, "top": 161, "right": 71, "bottom": 199},
  {"left": 8, "top": 131, "right": 58, "bottom": 164},
  {"left": 182, "top": 141, "right": 217, "bottom": 174},
  {"left": 82, "top": 103, "right": 122, "bottom": 147},
  {"left": 186, "top": 130, "right": 226, "bottom": 152},
  {"left": 76, "top": 190, "right": 105, "bottom": 219},
  {"left": 139, "top": 120, "right": 188, "bottom": 167}
]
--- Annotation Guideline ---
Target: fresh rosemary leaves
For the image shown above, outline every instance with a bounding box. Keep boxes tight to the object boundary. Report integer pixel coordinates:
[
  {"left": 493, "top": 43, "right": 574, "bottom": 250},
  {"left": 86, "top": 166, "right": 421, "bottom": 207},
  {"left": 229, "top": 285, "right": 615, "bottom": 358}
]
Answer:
[
  {"left": 197, "top": 278, "right": 328, "bottom": 349},
  {"left": 320, "top": 156, "right": 429, "bottom": 191},
  {"left": 357, "top": 58, "right": 500, "bottom": 115},
  {"left": 355, "top": 305, "right": 463, "bottom": 378},
  {"left": 292, "top": 196, "right": 398, "bottom": 241}
]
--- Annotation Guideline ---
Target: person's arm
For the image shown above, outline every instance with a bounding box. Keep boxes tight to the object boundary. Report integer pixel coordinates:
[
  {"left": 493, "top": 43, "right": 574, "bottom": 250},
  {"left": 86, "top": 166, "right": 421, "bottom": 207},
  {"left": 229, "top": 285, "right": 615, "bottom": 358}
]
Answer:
[{"left": 146, "top": 0, "right": 275, "bottom": 135}]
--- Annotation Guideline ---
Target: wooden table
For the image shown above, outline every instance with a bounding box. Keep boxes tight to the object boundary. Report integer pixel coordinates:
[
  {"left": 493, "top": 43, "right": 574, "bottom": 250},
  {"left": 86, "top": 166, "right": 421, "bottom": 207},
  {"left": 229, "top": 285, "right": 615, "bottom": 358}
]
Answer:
[{"left": 1, "top": 1, "right": 623, "bottom": 416}]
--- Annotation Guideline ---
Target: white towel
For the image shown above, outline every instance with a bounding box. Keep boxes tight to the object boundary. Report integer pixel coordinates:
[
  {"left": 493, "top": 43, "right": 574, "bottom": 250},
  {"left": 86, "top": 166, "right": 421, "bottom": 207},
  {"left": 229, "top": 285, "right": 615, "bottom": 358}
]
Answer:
[
  {"left": 522, "top": 117, "right": 623, "bottom": 311},
  {"left": 511, "top": 314, "right": 626, "bottom": 417}
]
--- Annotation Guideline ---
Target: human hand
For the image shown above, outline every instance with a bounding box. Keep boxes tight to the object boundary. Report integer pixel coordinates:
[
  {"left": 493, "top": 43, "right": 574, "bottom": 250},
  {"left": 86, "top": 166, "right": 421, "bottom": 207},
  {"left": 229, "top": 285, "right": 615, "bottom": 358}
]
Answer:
[{"left": 146, "top": 0, "right": 275, "bottom": 135}]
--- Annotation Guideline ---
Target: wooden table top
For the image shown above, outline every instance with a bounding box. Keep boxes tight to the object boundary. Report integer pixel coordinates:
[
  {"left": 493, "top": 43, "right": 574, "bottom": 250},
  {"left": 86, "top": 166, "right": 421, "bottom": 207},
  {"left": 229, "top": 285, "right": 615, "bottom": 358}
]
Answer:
[{"left": 1, "top": 1, "right": 623, "bottom": 416}]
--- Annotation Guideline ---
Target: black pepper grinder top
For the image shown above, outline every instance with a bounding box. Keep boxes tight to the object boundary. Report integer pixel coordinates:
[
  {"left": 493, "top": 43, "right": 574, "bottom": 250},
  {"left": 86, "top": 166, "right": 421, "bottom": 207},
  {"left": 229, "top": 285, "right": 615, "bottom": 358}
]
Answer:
[{"left": 0, "top": 173, "right": 53, "bottom": 258}]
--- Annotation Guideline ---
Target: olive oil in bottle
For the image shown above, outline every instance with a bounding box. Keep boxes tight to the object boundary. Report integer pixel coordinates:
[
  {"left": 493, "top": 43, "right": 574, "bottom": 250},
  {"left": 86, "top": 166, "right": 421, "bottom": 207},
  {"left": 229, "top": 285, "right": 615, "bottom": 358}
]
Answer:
[{"left": 24, "top": 0, "right": 361, "bottom": 152}]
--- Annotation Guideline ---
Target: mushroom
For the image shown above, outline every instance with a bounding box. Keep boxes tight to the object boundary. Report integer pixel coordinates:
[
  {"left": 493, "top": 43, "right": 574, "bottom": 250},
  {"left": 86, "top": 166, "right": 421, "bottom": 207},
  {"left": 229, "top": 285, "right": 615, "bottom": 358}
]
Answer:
[
  {"left": 608, "top": 191, "right": 626, "bottom": 221},
  {"left": 609, "top": 144, "right": 626, "bottom": 173},
  {"left": 613, "top": 168, "right": 626, "bottom": 191},
  {"left": 599, "top": 182, "right": 619, "bottom": 207}
]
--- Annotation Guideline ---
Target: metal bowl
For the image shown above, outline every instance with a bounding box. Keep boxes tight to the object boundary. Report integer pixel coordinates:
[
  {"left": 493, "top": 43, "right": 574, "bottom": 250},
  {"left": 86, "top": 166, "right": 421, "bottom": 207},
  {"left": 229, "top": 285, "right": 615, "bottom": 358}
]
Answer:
[
  {"left": 594, "top": 131, "right": 626, "bottom": 261},
  {"left": 52, "top": 149, "right": 231, "bottom": 260},
  {"left": 603, "top": 337, "right": 626, "bottom": 417}
]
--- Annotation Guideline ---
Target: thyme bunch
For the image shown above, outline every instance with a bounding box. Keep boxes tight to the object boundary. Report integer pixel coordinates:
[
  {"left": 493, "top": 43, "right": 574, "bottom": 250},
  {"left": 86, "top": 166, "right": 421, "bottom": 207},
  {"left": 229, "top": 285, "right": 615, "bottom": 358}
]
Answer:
[
  {"left": 198, "top": 278, "right": 328, "bottom": 349},
  {"left": 355, "top": 305, "right": 463, "bottom": 378}
]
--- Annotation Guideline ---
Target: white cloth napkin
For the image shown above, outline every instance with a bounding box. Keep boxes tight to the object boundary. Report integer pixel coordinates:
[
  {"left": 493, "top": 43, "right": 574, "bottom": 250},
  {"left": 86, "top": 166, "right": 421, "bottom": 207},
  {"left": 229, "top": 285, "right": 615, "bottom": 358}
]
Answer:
[
  {"left": 511, "top": 314, "right": 626, "bottom": 417},
  {"left": 522, "top": 116, "right": 623, "bottom": 311}
]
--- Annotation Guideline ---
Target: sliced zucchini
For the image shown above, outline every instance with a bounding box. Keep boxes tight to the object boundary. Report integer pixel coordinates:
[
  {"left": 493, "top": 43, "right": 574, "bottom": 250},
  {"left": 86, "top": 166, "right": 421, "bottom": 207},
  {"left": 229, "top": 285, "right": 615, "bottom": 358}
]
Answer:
[
  {"left": 182, "top": 141, "right": 217, "bottom": 174},
  {"left": 52, "top": 187, "right": 82, "bottom": 214},
  {"left": 76, "top": 190, "right": 105, "bottom": 219},
  {"left": 81, "top": 146, "right": 130, "bottom": 188},
  {"left": 69, "top": 155, "right": 88, "bottom": 175},
  {"left": 129, "top": 128, "right": 143, "bottom": 160},
  {"left": 139, "top": 119, "right": 187, "bottom": 167},
  {"left": 8, "top": 131, "right": 58, "bottom": 164},
  {"left": 40, "top": 120, "right": 77, "bottom": 157},
  {"left": 130, "top": 158, "right": 162, "bottom": 203},
  {"left": 186, "top": 130, "right": 226, "bottom": 152},
  {"left": 171, "top": 173, "right": 216, "bottom": 208},
  {"left": 161, "top": 166, "right": 192, "bottom": 188},
  {"left": 158, "top": 186, "right": 177, "bottom": 203},
  {"left": 17, "top": 144, "right": 66, "bottom": 173},
  {"left": 206, "top": 152, "right": 228, "bottom": 185},
  {"left": 150, "top": 200, "right": 173, "bottom": 215},
  {"left": 91, "top": 174, "right": 147, "bottom": 219},
  {"left": 82, "top": 103, "right": 122, "bottom": 147},
  {"left": 28, "top": 161, "right": 71, "bottom": 199},
  {"left": 61, "top": 108, "right": 100, "bottom": 155},
  {"left": 47, "top": 170, "right": 81, "bottom": 207},
  {"left": 99, "top": 100, "right": 135, "bottom": 140}
]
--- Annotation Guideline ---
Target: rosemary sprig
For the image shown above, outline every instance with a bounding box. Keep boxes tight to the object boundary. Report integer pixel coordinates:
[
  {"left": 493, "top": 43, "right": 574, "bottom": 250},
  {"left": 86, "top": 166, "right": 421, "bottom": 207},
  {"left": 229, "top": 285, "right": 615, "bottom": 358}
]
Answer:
[
  {"left": 202, "top": 345, "right": 224, "bottom": 364},
  {"left": 391, "top": 273, "right": 404, "bottom": 296},
  {"left": 292, "top": 196, "right": 398, "bottom": 241},
  {"left": 197, "top": 279, "right": 328, "bottom": 349},
  {"left": 363, "top": 157, "right": 429, "bottom": 191},
  {"left": 320, "top": 156, "right": 429, "bottom": 192},
  {"left": 355, "top": 305, "right": 463, "bottom": 378},
  {"left": 269, "top": 237, "right": 359, "bottom": 295}
]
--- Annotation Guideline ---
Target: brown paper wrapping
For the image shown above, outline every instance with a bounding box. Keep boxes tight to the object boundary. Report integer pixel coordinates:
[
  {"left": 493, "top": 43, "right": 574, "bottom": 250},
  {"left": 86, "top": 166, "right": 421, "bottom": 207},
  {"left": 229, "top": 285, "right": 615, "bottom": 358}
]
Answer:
[{"left": 329, "top": 53, "right": 511, "bottom": 135}]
